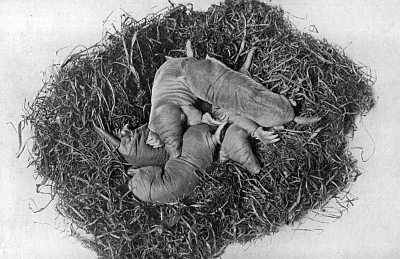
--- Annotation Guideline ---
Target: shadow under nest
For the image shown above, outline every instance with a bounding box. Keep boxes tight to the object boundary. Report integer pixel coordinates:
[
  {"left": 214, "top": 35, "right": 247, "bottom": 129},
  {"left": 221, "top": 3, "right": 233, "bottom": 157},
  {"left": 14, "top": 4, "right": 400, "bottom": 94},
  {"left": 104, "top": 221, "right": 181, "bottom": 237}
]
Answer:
[{"left": 22, "top": 0, "right": 376, "bottom": 258}]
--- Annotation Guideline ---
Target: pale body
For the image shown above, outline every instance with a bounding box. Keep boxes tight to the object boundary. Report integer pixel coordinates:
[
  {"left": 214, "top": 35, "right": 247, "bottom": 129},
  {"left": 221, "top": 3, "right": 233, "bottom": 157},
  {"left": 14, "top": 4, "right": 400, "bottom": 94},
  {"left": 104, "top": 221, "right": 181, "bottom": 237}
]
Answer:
[
  {"left": 128, "top": 123, "right": 222, "bottom": 203},
  {"left": 147, "top": 55, "right": 276, "bottom": 158},
  {"left": 95, "top": 123, "right": 224, "bottom": 204},
  {"left": 148, "top": 58, "right": 218, "bottom": 158},
  {"left": 148, "top": 45, "right": 319, "bottom": 156},
  {"left": 182, "top": 56, "right": 317, "bottom": 127}
]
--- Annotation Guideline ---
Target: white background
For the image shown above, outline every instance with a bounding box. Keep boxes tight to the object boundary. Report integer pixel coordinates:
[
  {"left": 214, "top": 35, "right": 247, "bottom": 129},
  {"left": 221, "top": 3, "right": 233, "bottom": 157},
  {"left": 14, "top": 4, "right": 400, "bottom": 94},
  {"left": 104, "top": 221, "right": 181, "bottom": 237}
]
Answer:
[{"left": 1, "top": 0, "right": 399, "bottom": 258}]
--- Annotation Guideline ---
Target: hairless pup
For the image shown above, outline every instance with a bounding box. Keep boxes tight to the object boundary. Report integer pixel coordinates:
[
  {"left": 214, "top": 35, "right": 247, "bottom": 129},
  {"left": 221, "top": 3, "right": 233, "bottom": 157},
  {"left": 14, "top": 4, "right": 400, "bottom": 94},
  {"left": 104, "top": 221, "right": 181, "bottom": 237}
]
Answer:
[
  {"left": 128, "top": 122, "right": 226, "bottom": 203},
  {"left": 95, "top": 122, "right": 226, "bottom": 203},
  {"left": 147, "top": 40, "right": 221, "bottom": 158},
  {"left": 148, "top": 42, "right": 319, "bottom": 158},
  {"left": 202, "top": 47, "right": 282, "bottom": 144},
  {"left": 146, "top": 43, "right": 274, "bottom": 159},
  {"left": 185, "top": 43, "right": 319, "bottom": 174},
  {"left": 181, "top": 50, "right": 321, "bottom": 130}
]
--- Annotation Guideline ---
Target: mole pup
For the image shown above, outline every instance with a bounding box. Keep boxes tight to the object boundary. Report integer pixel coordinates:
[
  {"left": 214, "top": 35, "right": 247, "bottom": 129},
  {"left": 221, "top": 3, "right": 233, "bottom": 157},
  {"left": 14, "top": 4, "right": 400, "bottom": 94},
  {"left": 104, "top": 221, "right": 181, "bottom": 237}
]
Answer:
[
  {"left": 148, "top": 40, "right": 221, "bottom": 158},
  {"left": 181, "top": 44, "right": 320, "bottom": 129},
  {"left": 148, "top": 41, "right": 320, "bottom": 157},
  {"left": 128, "top": 122, "right": 226, "bottom": 204}
]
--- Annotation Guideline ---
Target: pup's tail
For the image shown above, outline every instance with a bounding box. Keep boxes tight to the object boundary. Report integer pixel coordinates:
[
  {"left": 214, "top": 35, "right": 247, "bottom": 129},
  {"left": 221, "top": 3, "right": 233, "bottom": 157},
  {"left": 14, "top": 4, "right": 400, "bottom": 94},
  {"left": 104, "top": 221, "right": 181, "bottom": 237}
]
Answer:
[
  {"left": 186, "top": 40, "right": 194, "bottom": 58},
  {"left": 294, "top": 116, "right": 321, "bottom": 125},
  {"left": 93, "top": 124, "right": 120, "bottom": 148}
]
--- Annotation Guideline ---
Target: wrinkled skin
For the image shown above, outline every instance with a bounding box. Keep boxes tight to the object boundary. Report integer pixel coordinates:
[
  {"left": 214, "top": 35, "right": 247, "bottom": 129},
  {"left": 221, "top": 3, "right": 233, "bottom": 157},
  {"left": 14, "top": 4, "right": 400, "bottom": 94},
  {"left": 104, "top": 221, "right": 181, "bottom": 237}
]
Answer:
[
  {"left": 182, "top": 55, "right": 320, "bottom": 127},
  {"left": 148, "top": 55, "right": 220, "bottom": 157},
  {"left": 195, "top": 47, "right": 280, "bottom": 144},
  {"left": 95, "top": 122, "right": 224, "bottom": 203},
  {"left": 220, "top": 124, "right": 261, "bottom": 174},
  {"left": 148, "top": 102, "right": 186, "bottom": 158},
  {"left": 149, "top": 42, "right": 318, "bottom": 153},
  {"left": 94, "top": 123, "right": 169, "bottom": 168},
  {"left": 128, "top": 123, "right": 224, "bottom": 204}
]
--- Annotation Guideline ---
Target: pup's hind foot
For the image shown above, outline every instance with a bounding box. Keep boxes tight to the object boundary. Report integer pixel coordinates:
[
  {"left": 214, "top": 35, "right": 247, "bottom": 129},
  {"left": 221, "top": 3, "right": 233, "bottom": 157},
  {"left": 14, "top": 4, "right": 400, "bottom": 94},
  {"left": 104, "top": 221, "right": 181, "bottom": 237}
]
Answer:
[
  {"left": 253, "top": 127, "right": 280, "bottom": 144},
  {"left": 119, "top": 124, "right": 132, "bottom": 138}
]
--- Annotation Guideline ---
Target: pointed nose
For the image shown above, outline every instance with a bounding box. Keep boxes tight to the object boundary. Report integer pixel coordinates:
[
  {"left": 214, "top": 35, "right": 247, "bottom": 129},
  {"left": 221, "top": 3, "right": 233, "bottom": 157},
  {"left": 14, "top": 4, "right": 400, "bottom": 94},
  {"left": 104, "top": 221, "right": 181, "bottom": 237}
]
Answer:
[{"left": 166, "top": 142, "right": 182, "bottom": 158}]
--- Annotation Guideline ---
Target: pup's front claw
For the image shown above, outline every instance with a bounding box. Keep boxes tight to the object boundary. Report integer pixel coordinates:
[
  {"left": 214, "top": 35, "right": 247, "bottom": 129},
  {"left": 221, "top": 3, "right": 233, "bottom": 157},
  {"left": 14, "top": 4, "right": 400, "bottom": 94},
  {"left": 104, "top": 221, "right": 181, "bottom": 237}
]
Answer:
[
  {"left": 201, "top": 112, "right": 222, "bottom": 126},
  {"left": 120, "top": 124, "right": 132, "bottom": 138},
  {"left": 254, "top": 127, "right": 280, "bottom": 144},
  {"left": 146, "top": 131, "right": 164, "bottom": 148},
  {"left": 216, "top": 113, "right": 229, "bottom": 122}
]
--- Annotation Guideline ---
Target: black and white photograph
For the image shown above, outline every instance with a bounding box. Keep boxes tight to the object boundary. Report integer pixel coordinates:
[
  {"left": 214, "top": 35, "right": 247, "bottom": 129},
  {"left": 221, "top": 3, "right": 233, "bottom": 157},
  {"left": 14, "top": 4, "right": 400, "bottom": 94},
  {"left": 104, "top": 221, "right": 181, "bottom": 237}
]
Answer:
[{"left": 1, "top": 0, "right": 398, "bottom": 258}]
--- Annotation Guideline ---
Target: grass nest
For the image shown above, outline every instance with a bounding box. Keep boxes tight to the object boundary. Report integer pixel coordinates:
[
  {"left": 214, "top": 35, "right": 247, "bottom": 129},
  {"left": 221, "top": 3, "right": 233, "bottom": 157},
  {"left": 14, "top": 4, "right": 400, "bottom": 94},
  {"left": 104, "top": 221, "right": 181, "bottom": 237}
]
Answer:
[{"left": 21, "top": 0, "right": 376, "bottom": 258}]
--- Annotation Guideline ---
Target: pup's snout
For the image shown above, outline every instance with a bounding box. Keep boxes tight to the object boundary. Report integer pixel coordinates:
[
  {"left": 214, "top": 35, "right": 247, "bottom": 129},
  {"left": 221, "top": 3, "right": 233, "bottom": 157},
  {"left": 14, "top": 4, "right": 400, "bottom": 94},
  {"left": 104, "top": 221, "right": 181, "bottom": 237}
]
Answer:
[
  {"left": 170, "top": 150, "right": 181, "bottom": 158},
  {"left": 165, "top": 141, "right": 182, "bottom": 158}
]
